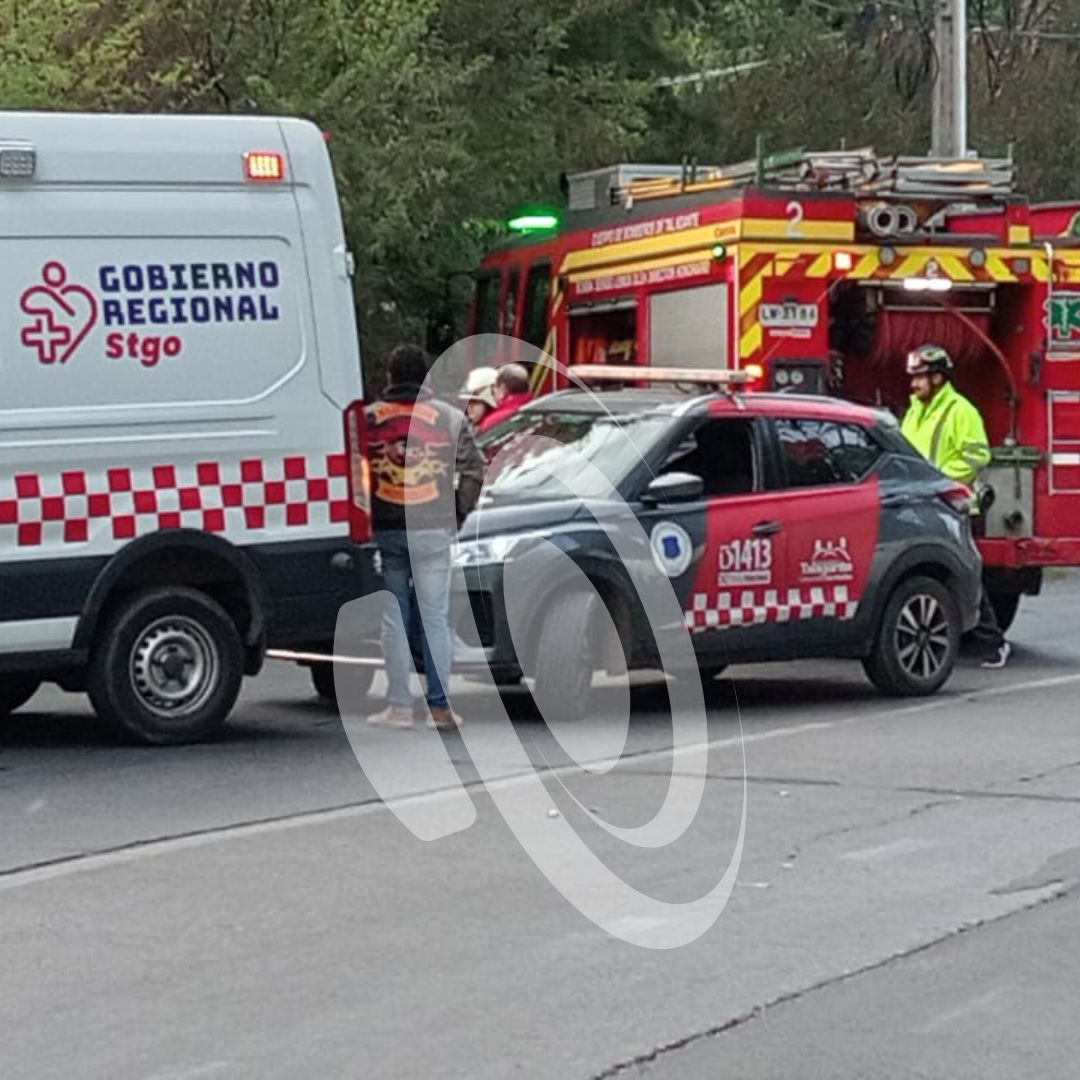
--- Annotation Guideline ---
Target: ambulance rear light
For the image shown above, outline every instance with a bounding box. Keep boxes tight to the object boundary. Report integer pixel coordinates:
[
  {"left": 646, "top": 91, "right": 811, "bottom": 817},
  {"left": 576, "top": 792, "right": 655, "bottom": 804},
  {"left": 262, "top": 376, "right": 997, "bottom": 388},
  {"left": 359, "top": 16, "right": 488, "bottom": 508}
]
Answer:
[
  {"left": 344, "top": 401, "right": 372, "bottom": 542},
  {"left": 244, "top": 151, "right": 286, "bottom": 182},
  {"left": 938, "top": 483, "right": 973, "bottom": 516}
]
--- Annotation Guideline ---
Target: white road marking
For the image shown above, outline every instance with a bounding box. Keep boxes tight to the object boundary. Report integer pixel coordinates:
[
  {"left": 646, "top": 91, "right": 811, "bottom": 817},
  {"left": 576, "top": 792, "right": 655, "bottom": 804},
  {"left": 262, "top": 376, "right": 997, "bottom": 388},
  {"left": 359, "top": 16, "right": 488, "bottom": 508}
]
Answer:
[
  {"left": 841, "top": 837, "right": 937, "bottom": 862},
  {"left": 3, "top": 671, "right": 1079, "bottom": 894},
  {"left": 140, "top": 1062, "right": 230, "bottom": 1080},
  {"left": 916, "top": 987, "right": 1012, "bottom": 1033}
]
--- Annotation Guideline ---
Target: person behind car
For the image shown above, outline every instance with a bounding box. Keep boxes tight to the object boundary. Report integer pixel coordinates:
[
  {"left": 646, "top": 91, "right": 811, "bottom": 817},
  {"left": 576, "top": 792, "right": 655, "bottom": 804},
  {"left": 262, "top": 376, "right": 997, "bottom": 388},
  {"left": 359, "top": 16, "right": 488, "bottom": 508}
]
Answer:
[
  {"left": 900, "top": 343, "right": 1009, "bottom": 669},
  {"left": 459, "top": 366, "right": 499, "bottom": 429},
  {"left": 365, "top": 344, "right": 486, "bottom": 729},
  {"left": 478, "top": 363, "right": 534, "bottom": 433}
]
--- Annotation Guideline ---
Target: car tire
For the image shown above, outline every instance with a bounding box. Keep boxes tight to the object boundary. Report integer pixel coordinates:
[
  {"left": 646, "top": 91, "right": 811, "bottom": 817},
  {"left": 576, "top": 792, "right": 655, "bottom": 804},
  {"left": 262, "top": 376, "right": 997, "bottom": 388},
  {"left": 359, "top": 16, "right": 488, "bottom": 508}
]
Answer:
[
  {"left": 0, "top": 676, "right": 42, "bottom": 718},
  {"left": 532, "top": 591, "right": 597, "bottom": 723},
  {"left": 311, "top": 660, "right": 374, "bottom": 703},
  {"left": 863, "top": 575, "right": 959, "bottom": 697},
  {"left": 88, "top": 587, "right": 244, "bottom": 745}
]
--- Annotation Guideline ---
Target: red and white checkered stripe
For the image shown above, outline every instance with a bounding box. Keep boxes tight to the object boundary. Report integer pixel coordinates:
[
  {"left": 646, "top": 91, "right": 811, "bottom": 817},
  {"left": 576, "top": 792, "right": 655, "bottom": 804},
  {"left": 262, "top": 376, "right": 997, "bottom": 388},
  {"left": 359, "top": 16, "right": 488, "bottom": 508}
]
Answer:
[
  {"left": 685, "top": 585, "right": 859, "bottom": 632},
  {"left": 0, "top": 454, "right": 348, "bottom": 550}
]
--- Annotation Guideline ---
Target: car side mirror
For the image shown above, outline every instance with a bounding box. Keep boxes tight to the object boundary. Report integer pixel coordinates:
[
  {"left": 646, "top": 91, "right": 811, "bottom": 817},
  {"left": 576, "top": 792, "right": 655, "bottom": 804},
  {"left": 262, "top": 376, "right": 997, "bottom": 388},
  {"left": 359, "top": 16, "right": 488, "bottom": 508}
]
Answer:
[{"left": 641, "top": 472, "right": 704, "bottom": 505}]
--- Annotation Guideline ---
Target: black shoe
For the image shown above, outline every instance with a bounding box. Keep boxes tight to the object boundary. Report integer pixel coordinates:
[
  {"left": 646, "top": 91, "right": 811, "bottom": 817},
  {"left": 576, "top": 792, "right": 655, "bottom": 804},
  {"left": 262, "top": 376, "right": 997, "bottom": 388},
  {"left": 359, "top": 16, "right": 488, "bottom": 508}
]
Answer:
[{"left": 980, "top": 642, "right": 1012, "bottom": 670}]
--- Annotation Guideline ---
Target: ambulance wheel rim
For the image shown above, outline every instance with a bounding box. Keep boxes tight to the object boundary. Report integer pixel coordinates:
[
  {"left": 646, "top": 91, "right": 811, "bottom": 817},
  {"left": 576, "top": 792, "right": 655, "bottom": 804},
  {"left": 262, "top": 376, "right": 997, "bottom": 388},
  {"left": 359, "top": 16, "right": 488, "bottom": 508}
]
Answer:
[
  {"left": 894, "top": 593, "right": 950, "bottom": 681},
  {"left": 130, "top": 616, "right": 220, "bottom": 718}
]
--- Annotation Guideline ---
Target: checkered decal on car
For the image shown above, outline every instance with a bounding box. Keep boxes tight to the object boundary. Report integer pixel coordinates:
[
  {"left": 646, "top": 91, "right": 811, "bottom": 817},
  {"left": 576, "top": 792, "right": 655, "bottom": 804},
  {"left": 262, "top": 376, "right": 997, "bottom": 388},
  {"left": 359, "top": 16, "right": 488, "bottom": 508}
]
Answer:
[
  {"left": 0, "top": 454, "right": 349, "bottom": 549},
  {"left": 685, "top": 585, "right": 859, "bottom": 631}
]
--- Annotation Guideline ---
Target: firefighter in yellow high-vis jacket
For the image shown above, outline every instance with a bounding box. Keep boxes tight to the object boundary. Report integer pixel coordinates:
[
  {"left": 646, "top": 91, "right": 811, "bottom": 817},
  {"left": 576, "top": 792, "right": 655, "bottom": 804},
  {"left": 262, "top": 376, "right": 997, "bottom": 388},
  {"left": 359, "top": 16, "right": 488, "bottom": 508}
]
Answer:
[{"left": 901, "top": 344, "right": 1010, "bottom": 669}]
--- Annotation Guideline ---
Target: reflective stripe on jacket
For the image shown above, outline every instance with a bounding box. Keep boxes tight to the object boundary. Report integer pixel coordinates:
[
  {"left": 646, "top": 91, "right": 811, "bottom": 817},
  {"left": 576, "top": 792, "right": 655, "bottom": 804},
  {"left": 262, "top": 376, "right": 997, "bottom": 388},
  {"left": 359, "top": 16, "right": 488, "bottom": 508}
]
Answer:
[{"left": 900, "top": 382, "right": 991, "bottom": 486}]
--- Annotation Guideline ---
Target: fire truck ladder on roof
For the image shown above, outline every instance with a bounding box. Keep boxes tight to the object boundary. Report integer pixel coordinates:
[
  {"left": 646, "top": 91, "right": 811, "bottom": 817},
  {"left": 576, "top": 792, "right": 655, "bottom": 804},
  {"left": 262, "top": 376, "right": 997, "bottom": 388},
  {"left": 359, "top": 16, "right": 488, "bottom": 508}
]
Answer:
[{"left": 566, "top": 147, "right": 1017, "bottom": 211}]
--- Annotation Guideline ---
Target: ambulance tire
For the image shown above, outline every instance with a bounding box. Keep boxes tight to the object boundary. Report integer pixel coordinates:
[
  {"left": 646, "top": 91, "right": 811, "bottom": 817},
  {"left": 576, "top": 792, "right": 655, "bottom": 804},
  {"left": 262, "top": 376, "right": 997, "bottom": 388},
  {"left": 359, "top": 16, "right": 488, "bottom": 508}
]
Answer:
[
  {"left": 310, "top": 660, "right": 374, "bottom": 704},
  {"left": 863, "top": 575, "right": 959, "bottom": 697},
  {"left": 532, "top": 591, "right": 597, "bottom": 723},
  {"left": 0, "top": 676, "right": 42, "bottom": 718},
  {"left": 88, "top": 587, "right": 244, "bottom": 746}
]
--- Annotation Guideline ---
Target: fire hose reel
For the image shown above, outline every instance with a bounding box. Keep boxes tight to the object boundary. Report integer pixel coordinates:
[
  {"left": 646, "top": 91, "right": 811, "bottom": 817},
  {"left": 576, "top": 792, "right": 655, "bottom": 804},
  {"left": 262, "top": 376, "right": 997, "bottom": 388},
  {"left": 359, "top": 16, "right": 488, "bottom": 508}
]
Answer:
[{"left": 864, "top": 204, "right": 918, "bottom": 239}]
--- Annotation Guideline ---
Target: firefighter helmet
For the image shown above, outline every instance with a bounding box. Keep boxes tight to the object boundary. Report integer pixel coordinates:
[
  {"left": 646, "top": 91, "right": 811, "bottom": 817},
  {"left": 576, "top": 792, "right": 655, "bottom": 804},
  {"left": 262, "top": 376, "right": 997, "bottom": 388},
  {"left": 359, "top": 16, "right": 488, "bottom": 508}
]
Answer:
[
  {"left": 460, "top": 366, "right": 499, "bottom": 409},
  {"left": 905, "top": 344, "right": 954, "bottom": 377}
]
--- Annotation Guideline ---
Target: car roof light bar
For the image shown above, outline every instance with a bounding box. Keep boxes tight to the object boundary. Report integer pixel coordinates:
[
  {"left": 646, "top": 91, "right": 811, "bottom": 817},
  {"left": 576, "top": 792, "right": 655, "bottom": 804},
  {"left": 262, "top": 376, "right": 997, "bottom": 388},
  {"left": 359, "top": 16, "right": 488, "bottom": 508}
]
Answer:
[{"left": 567, "top": 364, "right": 753, "bottom": 389}]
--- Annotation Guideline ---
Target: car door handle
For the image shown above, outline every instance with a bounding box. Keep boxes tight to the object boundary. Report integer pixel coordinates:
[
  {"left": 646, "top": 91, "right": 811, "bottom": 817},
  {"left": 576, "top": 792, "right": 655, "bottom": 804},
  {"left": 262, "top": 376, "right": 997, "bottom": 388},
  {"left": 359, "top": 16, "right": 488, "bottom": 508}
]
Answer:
[{"left": 753, "top": 520, "right": 782, "bottom": 537}]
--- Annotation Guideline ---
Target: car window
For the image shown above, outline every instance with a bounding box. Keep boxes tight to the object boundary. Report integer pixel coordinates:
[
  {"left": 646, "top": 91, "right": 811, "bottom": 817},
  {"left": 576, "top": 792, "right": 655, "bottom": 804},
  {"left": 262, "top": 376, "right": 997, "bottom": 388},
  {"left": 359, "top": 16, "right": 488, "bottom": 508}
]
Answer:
[
  {"left": 501, "top": 268, "right": 520, "bottom": 335},
  {"left": 660, "top": 419, "right": 756, "bottom": 496},
  {"left": 521, "top": 263, "right": 551, "bottom": 347},
  {"left": 473, "top": 272, "right": 499, "bottom": 335},
  {"left": 775, "top": 418, "right": 882, "bottom": 488},
  {"left": 482, "top": 409, "right": 674, "bottom": 501}
]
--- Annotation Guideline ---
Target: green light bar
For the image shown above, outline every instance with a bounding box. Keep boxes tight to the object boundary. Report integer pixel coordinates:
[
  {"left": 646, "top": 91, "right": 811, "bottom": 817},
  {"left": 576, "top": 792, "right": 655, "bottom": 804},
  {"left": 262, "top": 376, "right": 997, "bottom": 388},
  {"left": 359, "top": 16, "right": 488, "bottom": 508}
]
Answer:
[{"left": 508, "top": 212, "right": 559, "bottom": 233}]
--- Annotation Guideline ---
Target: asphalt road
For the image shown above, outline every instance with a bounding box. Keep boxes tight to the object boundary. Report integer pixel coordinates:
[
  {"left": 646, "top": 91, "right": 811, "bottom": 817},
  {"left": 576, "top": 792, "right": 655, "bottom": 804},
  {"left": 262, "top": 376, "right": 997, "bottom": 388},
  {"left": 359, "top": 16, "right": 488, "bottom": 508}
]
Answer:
[{"left": 2, "top": 575, "right": 1080, "bottom": 1079}]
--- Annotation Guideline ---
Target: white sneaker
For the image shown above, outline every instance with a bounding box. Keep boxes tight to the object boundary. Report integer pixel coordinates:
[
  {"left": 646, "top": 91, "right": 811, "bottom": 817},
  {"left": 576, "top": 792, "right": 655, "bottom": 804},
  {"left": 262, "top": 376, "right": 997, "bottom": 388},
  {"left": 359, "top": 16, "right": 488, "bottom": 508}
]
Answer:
[
  {"left": 366, "top": 706, "right": 414, "bottom": 728},
  {"left": 980, "top": 642, "right": 1012, "bottom": 670},
  {"left": 427, "top": 706, "right": 462, "bottom": 731}
]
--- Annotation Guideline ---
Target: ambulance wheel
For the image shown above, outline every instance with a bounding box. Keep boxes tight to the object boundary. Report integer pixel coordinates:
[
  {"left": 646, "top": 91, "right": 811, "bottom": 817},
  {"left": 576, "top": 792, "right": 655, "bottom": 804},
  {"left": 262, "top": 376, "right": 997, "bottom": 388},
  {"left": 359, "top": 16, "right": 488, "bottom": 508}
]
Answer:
[
  {"left": 863, "top": 575, "right": 958, "bottom": 697},
  {"left": 532, "top": 591, "right": 597, "bottom": 723},
  {"left": 310, "top": 660, "right": 374, "bottom": 703},
  {"left": 0, "top": 676, "right": 42, "bottom": 718},
  {"left": 89, "top": 587, "right": 243, "bottom": 745}
]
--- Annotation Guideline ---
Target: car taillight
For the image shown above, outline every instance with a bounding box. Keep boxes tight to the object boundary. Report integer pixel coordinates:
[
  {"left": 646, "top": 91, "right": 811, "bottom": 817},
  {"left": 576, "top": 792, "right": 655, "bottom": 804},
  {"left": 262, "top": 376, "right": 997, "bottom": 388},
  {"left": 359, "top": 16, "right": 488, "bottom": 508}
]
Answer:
[
  {"left": 938, "top": 483, "right": 973, "bottom": 516},
  {"left": 344, "top": 401, "right": 372, "bottom": 541}
]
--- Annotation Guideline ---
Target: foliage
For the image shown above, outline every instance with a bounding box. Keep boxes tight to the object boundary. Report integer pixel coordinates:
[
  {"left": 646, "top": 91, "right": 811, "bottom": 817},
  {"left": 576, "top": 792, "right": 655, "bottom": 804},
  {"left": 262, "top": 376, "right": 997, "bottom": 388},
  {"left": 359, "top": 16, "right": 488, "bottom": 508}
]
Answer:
[{"left": 3, "top": 0, "right": 1080, "bottom": 370}]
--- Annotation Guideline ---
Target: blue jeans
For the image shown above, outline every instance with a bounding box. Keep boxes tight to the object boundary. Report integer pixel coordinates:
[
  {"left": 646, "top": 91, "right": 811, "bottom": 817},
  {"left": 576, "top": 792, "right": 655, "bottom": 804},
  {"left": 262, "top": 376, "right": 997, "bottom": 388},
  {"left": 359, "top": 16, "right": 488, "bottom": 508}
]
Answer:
[{"left": 377, "top": 529, "right": 454, "bottom": 710}]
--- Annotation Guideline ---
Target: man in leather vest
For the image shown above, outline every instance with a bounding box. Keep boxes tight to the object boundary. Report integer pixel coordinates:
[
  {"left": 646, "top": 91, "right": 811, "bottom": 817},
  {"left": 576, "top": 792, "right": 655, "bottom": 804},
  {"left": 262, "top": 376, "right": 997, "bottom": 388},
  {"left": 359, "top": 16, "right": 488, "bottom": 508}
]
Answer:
[{"left": 365, "top": 345, "right": 486, "bottom": 728}]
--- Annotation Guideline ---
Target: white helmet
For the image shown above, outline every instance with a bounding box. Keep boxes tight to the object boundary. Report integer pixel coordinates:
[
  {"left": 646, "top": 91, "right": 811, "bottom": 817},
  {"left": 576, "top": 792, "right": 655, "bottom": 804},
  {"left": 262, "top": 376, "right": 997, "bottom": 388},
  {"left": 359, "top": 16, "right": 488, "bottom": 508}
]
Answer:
[
  {"left": 460, "top": 366, "right": 499, "bottom": 409},
  {"left": 905, "top": 344, "right": 954, "bottom": 377}
]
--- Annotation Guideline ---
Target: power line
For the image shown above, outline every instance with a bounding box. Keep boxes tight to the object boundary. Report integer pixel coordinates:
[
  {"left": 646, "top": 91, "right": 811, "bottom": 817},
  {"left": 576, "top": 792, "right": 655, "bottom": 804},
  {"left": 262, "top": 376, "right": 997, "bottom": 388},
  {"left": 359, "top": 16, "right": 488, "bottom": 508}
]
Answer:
[
  {"left": 975, "top": 27, "right": 1080, "bottom": 41},
  {"left": 653, "top": 60, "right": 770, "bottom": 89}
]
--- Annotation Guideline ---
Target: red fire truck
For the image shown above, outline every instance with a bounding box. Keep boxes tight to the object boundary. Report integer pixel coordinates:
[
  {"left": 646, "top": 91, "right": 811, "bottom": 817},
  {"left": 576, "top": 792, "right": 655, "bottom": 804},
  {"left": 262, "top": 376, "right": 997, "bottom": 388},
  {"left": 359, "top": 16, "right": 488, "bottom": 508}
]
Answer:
[{"left": 465, "top": 148, "right": 1080, "bottom": 628}]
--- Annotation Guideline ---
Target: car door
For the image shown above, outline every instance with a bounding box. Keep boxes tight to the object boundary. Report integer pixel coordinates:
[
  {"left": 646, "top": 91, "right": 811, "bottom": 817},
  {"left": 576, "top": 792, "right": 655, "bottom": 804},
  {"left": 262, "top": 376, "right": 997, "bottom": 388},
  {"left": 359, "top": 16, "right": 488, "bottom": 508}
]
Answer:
[
  {"left": 635, "top": 414, "right": 789, "bottom": 661},
  {"left": 764, "top": 415, "right": 884, "bottom": 649}
]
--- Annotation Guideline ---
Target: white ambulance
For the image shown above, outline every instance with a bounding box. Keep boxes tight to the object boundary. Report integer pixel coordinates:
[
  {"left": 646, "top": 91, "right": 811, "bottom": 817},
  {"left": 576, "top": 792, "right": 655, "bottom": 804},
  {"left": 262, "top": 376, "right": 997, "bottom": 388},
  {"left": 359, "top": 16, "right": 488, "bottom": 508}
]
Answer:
[{"left": 0, "top": 112, "right": 375, "bottom": 743}]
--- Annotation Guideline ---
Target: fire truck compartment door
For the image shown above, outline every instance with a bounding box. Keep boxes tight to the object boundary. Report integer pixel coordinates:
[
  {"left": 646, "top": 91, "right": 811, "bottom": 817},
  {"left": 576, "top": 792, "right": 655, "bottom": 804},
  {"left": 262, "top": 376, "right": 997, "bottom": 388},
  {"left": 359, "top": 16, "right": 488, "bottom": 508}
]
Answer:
[{"left": 649, "top": 283, "right": 730, "bottom": 369}]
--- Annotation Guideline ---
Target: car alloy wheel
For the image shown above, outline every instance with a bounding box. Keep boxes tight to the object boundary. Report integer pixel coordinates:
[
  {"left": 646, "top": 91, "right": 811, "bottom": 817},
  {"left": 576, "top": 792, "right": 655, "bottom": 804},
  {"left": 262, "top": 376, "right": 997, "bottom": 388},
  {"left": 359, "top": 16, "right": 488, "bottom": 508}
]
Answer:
[{"left": 894, "top": 592, "right": 950, "bottom": 682}]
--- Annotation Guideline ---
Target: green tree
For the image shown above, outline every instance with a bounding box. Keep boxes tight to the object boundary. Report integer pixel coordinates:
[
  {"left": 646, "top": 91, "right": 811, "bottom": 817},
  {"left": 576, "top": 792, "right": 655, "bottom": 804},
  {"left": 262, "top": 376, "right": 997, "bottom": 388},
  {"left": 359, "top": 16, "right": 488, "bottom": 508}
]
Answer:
[{"left": 5, "top": 0, "right": 1080, "bottom": 368}]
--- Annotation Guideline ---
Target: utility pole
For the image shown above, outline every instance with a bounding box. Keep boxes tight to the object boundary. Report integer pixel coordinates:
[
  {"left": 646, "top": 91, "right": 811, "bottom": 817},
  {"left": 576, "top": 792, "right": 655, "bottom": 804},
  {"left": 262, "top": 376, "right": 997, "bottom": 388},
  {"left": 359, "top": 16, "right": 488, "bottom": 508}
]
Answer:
[{"left": 931, "top": 0, "right": 968, "bottom": 158}]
